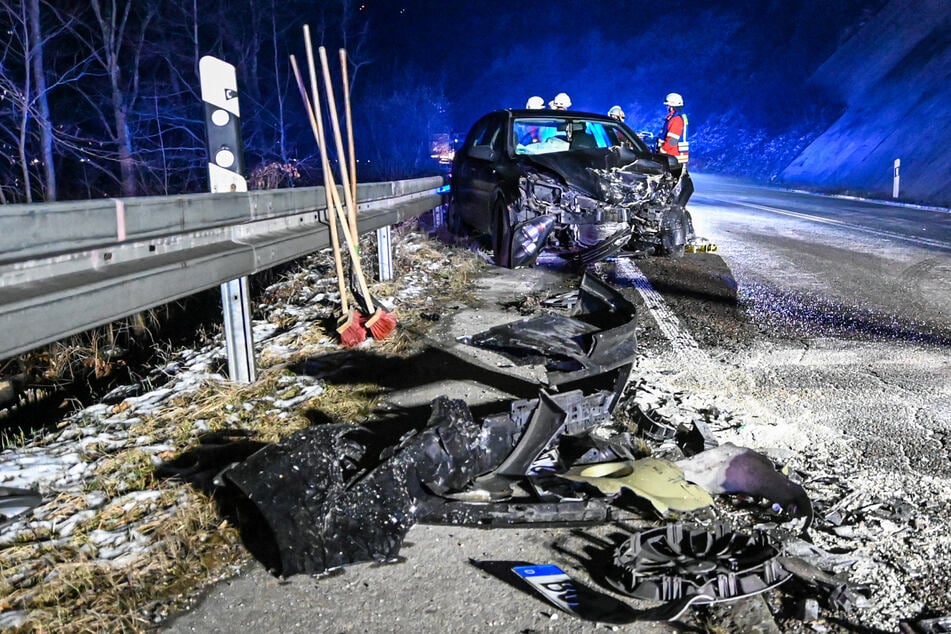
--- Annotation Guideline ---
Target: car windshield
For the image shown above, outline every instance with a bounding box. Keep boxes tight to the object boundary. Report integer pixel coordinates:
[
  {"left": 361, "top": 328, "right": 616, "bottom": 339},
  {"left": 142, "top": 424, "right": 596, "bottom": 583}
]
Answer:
[{"left": 513, "top": 117, "right": 643, "bottom": 155}]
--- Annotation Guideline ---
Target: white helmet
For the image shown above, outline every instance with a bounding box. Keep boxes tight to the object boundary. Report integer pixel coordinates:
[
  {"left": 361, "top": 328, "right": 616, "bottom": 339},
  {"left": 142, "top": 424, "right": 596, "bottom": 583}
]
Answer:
[
  {"left": 549, "top": 92, "right": 571, "bottom": 109},
  {"left": 525, "top": 96, "right": 545, "bottom": 109},
  {"left": 607, "top": 105, "right": 625, "bottom": 120},
  {"left": 664, "top": 92, "right": 684, "bottom": 108}
]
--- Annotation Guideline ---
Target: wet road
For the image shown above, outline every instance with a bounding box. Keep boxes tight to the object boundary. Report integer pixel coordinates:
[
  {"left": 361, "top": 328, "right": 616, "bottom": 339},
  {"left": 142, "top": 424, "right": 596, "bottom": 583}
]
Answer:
[
  {"left": 687, "top": 173, "right": 951, "bottom": 344},
  {"left": 164, "top": 175, "right": 951, "bottom": 633},
  {"left": 694, "top": 173, "right": 951, "bottom": 250}
]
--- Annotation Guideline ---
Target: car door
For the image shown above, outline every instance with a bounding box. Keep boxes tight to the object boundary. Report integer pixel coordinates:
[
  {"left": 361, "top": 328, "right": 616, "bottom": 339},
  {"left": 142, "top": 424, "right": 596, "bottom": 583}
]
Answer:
[{"left": 454, "top": 115, "right": 505, "bottom": 234}]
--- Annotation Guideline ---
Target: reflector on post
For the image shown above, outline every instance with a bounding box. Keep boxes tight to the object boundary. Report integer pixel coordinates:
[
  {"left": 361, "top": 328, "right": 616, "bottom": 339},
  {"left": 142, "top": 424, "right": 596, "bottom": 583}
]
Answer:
[
  {"left": 200, "top": 56, "right": 247, "bottom": 194},
  {"left": 199, "top": 55, "right": 255, "bottom": 383}
]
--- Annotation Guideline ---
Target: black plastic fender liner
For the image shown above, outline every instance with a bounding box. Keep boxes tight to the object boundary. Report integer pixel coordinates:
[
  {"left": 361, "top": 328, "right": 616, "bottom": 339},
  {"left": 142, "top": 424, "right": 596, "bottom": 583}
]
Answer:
[
  {"left": 460, "top": 272, "right": 638, "bottom": 386},
  {"left": 221, "top": 398, "right": 485, "bottom": 576}
]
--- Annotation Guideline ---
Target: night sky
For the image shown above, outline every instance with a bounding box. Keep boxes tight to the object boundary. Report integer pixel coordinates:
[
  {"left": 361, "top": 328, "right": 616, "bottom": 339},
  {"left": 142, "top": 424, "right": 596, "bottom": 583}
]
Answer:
[
  {"left": 5, "top": 0, "right": 945, "bottom": 202},
  {"left": 355, "top": 0, "right": 883, "bottom": 132}
]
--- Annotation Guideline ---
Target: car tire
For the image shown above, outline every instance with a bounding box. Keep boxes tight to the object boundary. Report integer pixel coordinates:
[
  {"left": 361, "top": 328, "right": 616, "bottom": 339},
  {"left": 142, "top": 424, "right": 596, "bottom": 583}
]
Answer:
[
  {"left": 491, "top": 197, "right": 512, "bottom": 268},
  {"left": 661, "top": 206, "right": 686, "bottom": 259},
  {"left": 445, "top": 196, "right": 465, "bottom": 235}
]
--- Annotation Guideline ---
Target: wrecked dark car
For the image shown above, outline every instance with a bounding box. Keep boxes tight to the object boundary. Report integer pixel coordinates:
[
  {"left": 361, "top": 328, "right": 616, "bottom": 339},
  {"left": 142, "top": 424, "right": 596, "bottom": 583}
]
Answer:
[{"left": 447, "top": 109, "right": 692, "bottom": 267}]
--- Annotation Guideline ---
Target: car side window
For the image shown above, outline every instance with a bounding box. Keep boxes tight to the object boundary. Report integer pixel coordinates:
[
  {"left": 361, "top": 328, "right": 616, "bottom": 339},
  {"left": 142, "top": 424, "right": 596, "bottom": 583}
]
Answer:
[
  {"left": 475, "top": 122, "right": 502, "bottom": 152},
  {"left": 464, "top": 119, "right": 503, "bottom": 159}
]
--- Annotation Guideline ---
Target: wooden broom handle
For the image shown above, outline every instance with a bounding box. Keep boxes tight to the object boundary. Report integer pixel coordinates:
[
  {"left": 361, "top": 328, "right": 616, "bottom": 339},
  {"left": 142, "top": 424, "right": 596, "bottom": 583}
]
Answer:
[
  {"left": 290, "top": 54, "right": 349, "bottom": 314},
  {"left": 318, "top": 45, "right": 376, "bottom": 304},
  {"left": 304, "top": 32, "right": 375, "bottom": 309},
  {"left": 339, "top": 48, "right": 358, "bottom": 240}
]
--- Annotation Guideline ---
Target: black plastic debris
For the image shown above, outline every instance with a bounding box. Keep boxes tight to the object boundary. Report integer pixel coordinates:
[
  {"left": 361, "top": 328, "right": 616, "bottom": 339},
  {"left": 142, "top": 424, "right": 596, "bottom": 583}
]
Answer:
[
  {"left": 504, "top": 561, "right": 714, "bottom": 623},
  {"left": 0, "top": 486, "right": 43, "bottom": 527},
  {"left": 776, "top": 555, "right": 872, "bottom": 612},
  {"left": 417, "top": 386, "right": 639, "bottom": 526},
  {"left": 608, "top": 522, "right": 791, "bottom": 603},
  {"left": 220, "top": 383, "right": 634, "bottom": 576},
  {"left": 675, "top": 443, "right": 814, "bottom": 529},
  {"left": 459, "top": 272, "right": 638, "bottom": 385},
  {"left": 900, "top": 615, "right": 951, "bottom": 634}
]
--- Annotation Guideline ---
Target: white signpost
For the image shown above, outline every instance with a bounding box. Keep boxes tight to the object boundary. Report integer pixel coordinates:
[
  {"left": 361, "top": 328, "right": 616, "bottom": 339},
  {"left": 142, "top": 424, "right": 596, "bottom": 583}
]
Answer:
[
  {"left": 199, "top": 56, "right": 256, "bottom": 383},
  {"left": 893, "top": 158, "right": 901, "bottom": 199}
]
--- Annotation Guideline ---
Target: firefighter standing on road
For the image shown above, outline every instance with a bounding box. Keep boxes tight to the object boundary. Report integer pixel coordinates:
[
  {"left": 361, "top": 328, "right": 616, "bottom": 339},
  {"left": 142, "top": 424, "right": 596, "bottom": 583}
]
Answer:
[
  {"left": 658, "top": 92, "right": 696, "bottom": 236},
  {"left": 659, "top": 92, "right": 689, "bottom": 162}
]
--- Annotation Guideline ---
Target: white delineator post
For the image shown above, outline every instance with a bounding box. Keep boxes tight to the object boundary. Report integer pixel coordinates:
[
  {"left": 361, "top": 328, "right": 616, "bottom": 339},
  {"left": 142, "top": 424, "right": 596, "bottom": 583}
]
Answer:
[
  {"left": 893, "top": 158, "right": 901, "bottom": 199},
  {"left": 199, "top": 55, "right": 256, "bottom": 384},
  {"left": 376, "top": 225, "right": 393, "bottom": 282}
]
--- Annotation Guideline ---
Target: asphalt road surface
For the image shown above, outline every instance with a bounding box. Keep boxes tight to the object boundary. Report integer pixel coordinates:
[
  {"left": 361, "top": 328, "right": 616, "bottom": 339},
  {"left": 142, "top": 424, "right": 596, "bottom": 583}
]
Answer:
[{"left": 164, "top": 174, "right": 951, "bottom": 633}]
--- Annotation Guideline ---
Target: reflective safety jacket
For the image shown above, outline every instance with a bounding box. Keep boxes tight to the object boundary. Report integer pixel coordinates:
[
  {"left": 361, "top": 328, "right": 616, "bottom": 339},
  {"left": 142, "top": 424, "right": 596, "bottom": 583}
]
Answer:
[{"left": 661, "top": 112, "right": 689, "bottom": 163}]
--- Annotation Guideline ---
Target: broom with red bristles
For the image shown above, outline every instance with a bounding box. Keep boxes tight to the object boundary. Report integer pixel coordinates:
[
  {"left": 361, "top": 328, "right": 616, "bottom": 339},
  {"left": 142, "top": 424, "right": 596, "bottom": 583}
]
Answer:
[
  {"left": 290, "top": 44, "right": 364, "bottom": 347},
  {"left": 300, "top": 29, "right": 393, "bottom": 341},
  {"left": 317, "top": 45, "right": 397, "bottom": 341}
]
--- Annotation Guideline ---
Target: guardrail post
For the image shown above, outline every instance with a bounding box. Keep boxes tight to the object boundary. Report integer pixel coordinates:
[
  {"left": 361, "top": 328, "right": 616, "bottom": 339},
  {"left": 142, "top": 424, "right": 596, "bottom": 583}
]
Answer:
[
  {"left": 201, "top": 55, "right": 256, "bottom": 383},
  {"left": 376, "top": 225, "right": 393, "bottom": 281},
  {"left": 893, "top": 158, "right": 900, "bottom": 199}
]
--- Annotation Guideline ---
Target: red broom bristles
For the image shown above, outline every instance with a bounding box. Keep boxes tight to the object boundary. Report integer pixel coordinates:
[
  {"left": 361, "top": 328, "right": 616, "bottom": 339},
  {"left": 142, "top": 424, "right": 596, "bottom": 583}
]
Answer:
[
  {"left": 336, "top": 309, "right": 366, "bottom": 348},
  {"left": 364, "top": 307, "right": 397, "bottom": 341}
]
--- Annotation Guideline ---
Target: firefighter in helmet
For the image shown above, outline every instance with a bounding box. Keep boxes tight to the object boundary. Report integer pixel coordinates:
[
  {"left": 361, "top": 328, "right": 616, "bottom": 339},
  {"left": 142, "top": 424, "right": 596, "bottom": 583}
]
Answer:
[
  {"left": 525, "top": 96, "right": 545, "bottom": 110},
  {"left": 549, "top": 92, "right": 571, "bottom": 110},
  {"left": 607, "top": 105, "right": 625, "bottom": 121},
  {"left": 658, "top": 92, "right": 695, "bottom": 227},
  {"left": 659, "top": 92, "right": 689, "bottom": 162}
]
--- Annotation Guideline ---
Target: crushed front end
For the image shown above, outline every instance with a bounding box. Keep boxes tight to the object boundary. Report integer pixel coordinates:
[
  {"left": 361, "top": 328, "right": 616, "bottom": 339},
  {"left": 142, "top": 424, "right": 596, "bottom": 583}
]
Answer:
[{"left": 509, "top": 155, "right": 682, "bottom": 266}]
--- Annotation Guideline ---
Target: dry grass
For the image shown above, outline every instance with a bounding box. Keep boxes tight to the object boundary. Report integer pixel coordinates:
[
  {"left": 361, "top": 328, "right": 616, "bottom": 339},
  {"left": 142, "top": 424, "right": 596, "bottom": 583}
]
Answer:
[
  {"left": 1, "top": 491, "right": 244, "bottom": 634},
  {"left": 0, "top": 218, "right": 482, "bottom": 633}
]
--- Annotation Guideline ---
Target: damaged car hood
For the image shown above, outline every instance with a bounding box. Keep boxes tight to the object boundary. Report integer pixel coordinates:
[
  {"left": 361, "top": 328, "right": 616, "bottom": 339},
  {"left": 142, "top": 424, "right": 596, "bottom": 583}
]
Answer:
[{"left": 519, "top": 150, "right": 672, "bottom": 199}]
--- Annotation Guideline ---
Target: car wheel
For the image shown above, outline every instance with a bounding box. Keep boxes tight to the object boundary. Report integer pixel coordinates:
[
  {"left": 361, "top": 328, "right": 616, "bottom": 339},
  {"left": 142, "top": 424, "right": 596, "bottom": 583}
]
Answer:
[
  {"left": 445, "top": 196, "right": 465, "bottom": 235},
  {"left": 491, "top": 197, "right": 512, "bottom": 268},
  {"left": 661, "top": 206, "right": 686, "bottom": 259}
]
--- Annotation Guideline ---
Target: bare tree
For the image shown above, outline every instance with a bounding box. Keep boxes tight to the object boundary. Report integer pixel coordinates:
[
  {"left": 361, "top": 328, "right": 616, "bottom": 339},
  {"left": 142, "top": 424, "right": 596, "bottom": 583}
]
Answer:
[
  {"left": 64, "top": 0, "right": 158, "bottom": 197},
  {"left": 27, "top": 0, "right": 55, "bottom": 200},
  {"left": 0, "top": 0, "right": 40, "bottom": 201}
]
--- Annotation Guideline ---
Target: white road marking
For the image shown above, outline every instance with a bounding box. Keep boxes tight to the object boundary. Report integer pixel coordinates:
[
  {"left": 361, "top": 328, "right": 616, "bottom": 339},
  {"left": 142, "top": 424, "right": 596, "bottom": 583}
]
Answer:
[
  {"left": 616, "top": 258, "right": 708, "bottom": 366},
  {"left": 723, "top": 200, "right": 951, "bottom": 250}
]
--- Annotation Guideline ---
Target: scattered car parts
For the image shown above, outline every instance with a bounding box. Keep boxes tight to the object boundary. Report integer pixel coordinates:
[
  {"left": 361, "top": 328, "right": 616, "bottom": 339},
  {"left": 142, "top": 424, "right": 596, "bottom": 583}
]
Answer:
[
  {"left": 220, "top": 379, "right": 633, "bottom": 575},
  {"left": 559, "top": 459, "right": 714, "bottom": 517},
  {"left": 459, "top": 272, "right": 638, "bottom": 385},
  {"left": 676, "top": 442, "right": 814, "bottom": 529},
  {"left": 608, "top": 522, "right": 792, "bottom": 603},
  {"left": 507, "top": 562, "right": 714, "bottom": 623}
]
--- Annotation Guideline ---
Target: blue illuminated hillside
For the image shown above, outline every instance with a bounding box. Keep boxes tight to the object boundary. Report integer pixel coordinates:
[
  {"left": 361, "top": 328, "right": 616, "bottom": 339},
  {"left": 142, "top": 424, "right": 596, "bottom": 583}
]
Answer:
[{"left": 779, "top": 0, "right": 951, "bottom": 206}]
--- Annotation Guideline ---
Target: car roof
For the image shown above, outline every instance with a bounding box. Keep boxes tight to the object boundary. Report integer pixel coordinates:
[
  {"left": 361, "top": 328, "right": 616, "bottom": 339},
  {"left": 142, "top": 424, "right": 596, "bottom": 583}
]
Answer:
[{"left": 504, "top": 108, "right": 617, "bottom": 122}]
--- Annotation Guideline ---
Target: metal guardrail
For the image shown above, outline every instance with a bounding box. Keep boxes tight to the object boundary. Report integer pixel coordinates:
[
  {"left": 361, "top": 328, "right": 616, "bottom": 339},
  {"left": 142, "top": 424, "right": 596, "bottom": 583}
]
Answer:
[{"left": 0, "top": 176, "right": 446, "bottom": 360}]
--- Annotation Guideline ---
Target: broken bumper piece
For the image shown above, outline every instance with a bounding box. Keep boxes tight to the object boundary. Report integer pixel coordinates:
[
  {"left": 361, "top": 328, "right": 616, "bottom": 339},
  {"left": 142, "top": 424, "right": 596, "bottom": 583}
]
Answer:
[
  {"left": 220, "top": 383, "right": 629, "bottom": 576},
  {"left": 459, "top": 272, "right": 638, "bottom": 385}
]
